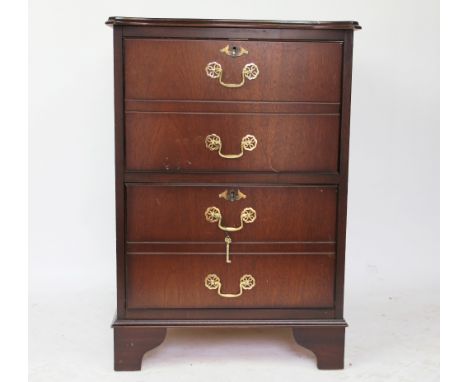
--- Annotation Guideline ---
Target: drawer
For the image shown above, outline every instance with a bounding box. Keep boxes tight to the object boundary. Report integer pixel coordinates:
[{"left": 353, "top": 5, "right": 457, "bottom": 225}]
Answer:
[
  {"left": 126, "top": 254, "right": 335, "bottom": 309},
  {"left": 124, "top": 39, "right": 343, "bottom": 102},
  {"left": 126, "top": 185, "right": 337, "bottom": 242},
  {"left": 125, "top": 114, "right": 340, "bottom": 172}
]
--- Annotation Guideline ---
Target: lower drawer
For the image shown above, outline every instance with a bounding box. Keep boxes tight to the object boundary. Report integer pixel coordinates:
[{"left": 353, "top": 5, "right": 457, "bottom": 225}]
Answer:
[
  {"left": 126, "top": 185, "right": 337, "bottom": 242},
  {"left": 126, "top": 254, "right": 335, "bottom": 309}
]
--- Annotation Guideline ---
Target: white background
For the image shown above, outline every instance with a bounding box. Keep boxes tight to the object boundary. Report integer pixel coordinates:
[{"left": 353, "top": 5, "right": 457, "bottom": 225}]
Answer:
[{"left": 29, "top": 0, "right": 440, "bottom": 381}]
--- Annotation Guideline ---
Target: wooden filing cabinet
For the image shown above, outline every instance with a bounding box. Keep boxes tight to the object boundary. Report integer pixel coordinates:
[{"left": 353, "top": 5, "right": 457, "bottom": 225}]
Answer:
[{"left": 106, "top": 17, "right": 361, "bottom": 371}]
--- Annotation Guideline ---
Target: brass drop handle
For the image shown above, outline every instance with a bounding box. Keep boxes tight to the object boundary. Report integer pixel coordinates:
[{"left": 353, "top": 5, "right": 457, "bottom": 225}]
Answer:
[
  {"left": 205, "top": 274, "right": 256, "bottom": 298},
  {"left": 205, "top": 61, "right": 259, "bottom": 88},
  {"left": 205, "top": 134, "right": 257, "bottom": 159},
  {"left": 205, "top": 206, "right": 257, "bottom": 232}
]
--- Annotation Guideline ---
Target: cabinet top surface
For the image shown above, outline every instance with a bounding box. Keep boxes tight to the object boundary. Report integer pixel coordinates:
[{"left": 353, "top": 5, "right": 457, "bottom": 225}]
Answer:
[{"left": 106, "top": 17, "right": 361, "bottom": 30}]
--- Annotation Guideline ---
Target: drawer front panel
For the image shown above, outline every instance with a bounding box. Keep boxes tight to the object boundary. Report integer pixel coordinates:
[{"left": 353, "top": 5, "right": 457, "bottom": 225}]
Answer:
[
  {"left": 126, "top": 254, "right": 335, "bottom": 309},
  {"left": 125, "top": 114, "right": 340, "bottom": 172},
  {"left": 124, "top": 39, "right": 343, "bottom": 102},
  {"left": 126, "top": 185, "right": 337, "bottom": 242}
]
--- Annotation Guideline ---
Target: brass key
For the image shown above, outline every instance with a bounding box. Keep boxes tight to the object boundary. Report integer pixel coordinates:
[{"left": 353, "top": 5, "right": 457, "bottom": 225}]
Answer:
[{"left": 225, "top": 235, "right": 232, "bottom": 264}]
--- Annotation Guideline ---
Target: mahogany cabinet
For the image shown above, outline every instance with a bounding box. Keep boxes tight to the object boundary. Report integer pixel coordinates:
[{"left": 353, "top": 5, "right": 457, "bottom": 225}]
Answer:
[{"left": 106, "top": 17, "right": 360, "bottom": 371}]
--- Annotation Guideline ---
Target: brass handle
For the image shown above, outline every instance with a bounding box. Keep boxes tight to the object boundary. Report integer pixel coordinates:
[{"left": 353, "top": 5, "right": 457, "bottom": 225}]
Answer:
[
  {"left": 205, "top": 134, "right": 257, "bottom": 159},
  {"left": 205, "top": 61, "right": 259, "bottom": 88},
  {"left": 205, "top": 274, "right": 256, "bottom": 298},
  {"left": 205, "top": 206, "right": 256, "bottom": 232}
]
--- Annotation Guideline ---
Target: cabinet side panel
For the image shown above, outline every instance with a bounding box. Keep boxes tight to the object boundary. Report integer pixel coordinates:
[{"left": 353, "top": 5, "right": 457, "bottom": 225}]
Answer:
[
  {"left": 113, "top": 26, "right": 126, "bottom": 318},
  {"left": 334, "top": 30, "right": 354, "bottom": 318}
]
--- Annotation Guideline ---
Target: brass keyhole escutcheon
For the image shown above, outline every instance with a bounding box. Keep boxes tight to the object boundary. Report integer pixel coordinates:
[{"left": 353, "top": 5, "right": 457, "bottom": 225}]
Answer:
[
  {"left": 219, "top": 44, "right": 249, "bottom": 57},
  {"left": 219, "top": 189, "right": 247, "bottom": 202}
]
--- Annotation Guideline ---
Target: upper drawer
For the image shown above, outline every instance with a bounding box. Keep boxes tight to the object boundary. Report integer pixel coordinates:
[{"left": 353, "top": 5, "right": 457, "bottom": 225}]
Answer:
[{"left": 124, "top": 39, "right": 343, "bottom": 102}]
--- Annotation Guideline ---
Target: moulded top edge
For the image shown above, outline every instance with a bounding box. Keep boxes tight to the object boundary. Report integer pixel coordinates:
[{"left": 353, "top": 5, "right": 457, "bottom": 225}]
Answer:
[{"left": 105, "top": 17, "right": 361, "bottom": 30}]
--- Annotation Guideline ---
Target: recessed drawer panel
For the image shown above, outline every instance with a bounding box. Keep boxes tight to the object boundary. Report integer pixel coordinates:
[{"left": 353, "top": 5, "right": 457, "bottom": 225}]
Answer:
[
  {"left": 124, "top": 39, "right": 343, "bottom": 102},
  {"left": 125, "top": 113, "right": 340, "bottom": 172},
  {"left": 126, "top": 185, "right": 337, "bottom": 242},
  {"left": 126, "top": 254, "right": 335, "bottom": 309}
]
